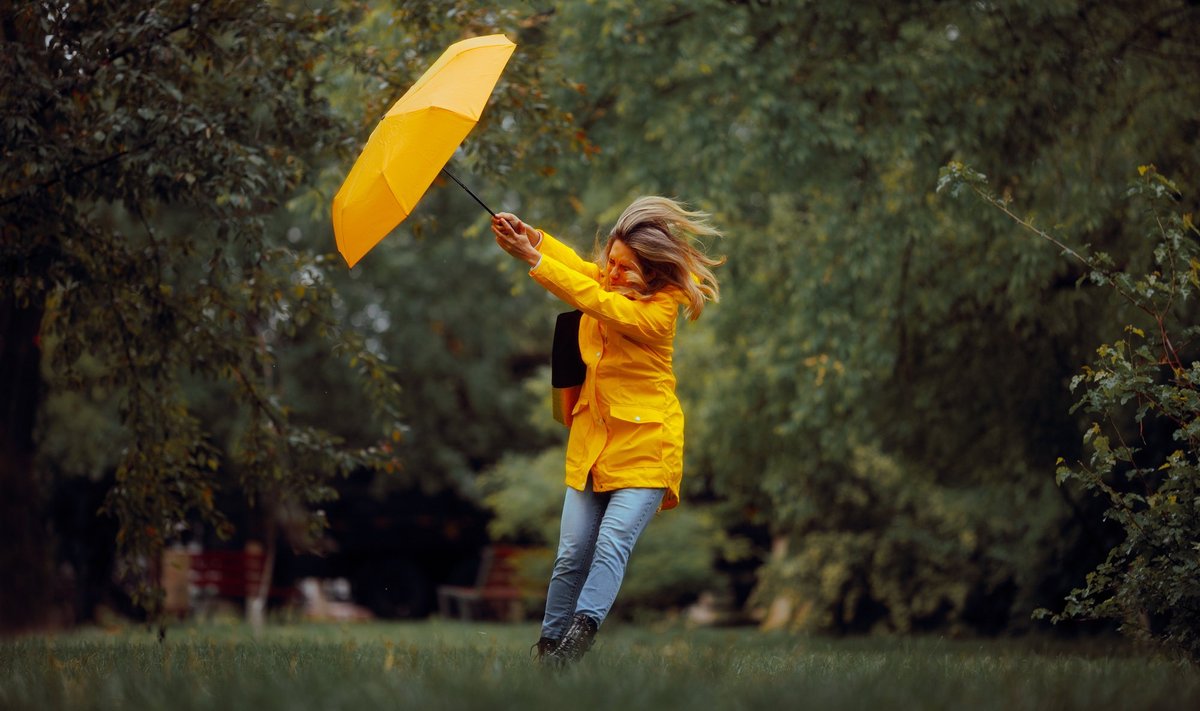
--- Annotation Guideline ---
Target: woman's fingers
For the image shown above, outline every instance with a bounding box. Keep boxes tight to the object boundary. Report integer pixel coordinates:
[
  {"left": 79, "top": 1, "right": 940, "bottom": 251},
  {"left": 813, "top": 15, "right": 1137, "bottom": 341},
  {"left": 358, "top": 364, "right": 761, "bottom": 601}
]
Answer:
[
  {"left": 496, "top": 235, "right": 523, "bottom": 259},
  {"left": 492, "top": 215, "right": 516, "bottom": 233},
  {"left": 492, "top": 215, "right": 538, "bottom": 265},
  {"left": 493, "top": 224, "right": 519, "bottom": 252},
  {"left": 493, "top": 212, "right": 522, "bottom": 232}
]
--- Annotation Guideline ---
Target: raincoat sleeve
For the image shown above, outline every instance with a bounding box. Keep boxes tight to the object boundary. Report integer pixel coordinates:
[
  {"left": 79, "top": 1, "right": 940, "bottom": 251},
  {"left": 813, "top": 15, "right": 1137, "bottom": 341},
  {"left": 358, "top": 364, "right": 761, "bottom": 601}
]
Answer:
[
  {"left": 535, "top": 231, "right": 601, "bottom": 281},
  {"left": 530, "top": 253, "right": 677, "bottom": 344}
]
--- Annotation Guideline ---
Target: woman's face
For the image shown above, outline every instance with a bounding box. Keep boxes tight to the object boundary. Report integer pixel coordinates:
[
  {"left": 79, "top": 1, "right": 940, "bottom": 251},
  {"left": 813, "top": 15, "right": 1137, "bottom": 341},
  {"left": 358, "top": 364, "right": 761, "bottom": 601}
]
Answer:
[{"left": 604, "top": 239, "right": 643, "bottom": 291}]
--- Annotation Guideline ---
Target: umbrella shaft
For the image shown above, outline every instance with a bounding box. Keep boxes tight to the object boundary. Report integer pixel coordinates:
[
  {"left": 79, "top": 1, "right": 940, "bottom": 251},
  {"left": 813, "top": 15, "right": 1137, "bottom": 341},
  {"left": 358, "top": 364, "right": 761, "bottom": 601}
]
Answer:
[{"left": 440, "top": 167, "right": 496, "bottom": 217}]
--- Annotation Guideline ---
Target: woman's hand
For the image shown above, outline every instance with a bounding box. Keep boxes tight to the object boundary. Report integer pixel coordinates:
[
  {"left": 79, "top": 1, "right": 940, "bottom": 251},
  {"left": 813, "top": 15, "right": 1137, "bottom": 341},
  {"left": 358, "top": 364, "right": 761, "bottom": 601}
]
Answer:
[{"left": 491, "top": 212, "right": 542, "bottom": 266}]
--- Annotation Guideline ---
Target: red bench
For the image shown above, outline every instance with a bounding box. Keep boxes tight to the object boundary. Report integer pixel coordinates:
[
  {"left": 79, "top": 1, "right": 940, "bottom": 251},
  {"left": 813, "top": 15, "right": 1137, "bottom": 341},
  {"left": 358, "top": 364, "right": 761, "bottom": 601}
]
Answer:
[
  {"left": 164, "top": 545, "right": 295, "bottom": 617},
  {"left": 190, "top": 548, "right": 272, "bottom": 599},
  {"left": 436, "top": 545, "right": 538, "bottom": 621}
]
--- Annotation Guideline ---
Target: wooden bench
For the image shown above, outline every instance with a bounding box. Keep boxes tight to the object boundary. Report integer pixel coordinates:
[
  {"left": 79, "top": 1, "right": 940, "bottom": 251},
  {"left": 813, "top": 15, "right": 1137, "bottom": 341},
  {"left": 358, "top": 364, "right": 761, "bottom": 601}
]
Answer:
[
  {"left": 436, "top": 545, "right": 536, "bottom": 621},
  {"left": 176, "top": 545, "right": 294, "bottom": 616}
]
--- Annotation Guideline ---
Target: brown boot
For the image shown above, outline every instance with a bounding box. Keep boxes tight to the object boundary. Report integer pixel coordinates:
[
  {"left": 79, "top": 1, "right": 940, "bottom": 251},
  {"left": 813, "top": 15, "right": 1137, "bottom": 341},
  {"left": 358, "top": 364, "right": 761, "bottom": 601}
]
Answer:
[
  {"left": 530, "top": 636, "right": 559, "bottom": 662},
  {"left": 547, "top": 613, "right": 597, "bottom": 667}
]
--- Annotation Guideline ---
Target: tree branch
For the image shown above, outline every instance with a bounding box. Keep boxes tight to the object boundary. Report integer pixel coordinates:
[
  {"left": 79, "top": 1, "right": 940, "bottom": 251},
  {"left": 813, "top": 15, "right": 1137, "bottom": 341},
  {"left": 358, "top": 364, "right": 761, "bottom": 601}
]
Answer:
[{"left": 0, "top": 143, "right": 149, "bottom": 208}]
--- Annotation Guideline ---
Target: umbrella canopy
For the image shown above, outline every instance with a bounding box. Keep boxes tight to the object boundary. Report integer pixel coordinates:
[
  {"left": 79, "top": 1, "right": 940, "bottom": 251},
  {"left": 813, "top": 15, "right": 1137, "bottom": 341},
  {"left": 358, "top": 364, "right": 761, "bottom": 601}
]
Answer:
[{"left": 332, "top": 34, "right": 516, "bottom": 268}]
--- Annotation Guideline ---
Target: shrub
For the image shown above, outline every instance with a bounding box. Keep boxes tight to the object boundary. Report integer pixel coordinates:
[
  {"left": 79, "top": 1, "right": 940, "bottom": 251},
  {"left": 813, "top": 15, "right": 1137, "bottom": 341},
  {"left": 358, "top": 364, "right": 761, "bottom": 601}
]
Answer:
[
  {"left": 942, "top": 163, "right": 1200, "bottom": 660},
  {"left": 477, "top": 446, "right": 741, "bottom": 617},
  {"left": 748, "top": 444, "right": 1047, "bottom": 634}
]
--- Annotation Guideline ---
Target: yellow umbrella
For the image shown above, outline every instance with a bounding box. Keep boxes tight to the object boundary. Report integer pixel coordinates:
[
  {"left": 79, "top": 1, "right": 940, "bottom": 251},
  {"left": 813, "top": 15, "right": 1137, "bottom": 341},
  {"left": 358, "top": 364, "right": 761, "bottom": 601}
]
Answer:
[{"left": 332, "top": 34, "right": 516, "bottom": 268}]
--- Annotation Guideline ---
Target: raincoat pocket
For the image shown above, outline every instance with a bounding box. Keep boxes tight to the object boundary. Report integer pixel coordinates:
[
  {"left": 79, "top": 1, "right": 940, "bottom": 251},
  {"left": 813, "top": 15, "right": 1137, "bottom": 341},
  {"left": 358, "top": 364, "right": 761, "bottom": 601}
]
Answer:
[
  {"left": 608, "top": 405, "right": 665, "bottom": 425},
  {"left": 606, "top": 405, "right": 665, "bottom": 471}
]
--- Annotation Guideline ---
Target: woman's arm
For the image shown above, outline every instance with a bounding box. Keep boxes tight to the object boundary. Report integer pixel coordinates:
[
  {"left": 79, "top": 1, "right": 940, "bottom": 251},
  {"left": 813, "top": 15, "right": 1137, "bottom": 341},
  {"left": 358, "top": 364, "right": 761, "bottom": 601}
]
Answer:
[
  {"left": 530, "top": 253, "right": 677, "bottom": 344},
  {"left": 493, "top": 215, "right": 674, "bottom": 341},
  {"left": 492, "top": 212, "right": 601, "bottom": 281},
  {"left": 536, "top": 231, "right": 602, "bottom": 281}
]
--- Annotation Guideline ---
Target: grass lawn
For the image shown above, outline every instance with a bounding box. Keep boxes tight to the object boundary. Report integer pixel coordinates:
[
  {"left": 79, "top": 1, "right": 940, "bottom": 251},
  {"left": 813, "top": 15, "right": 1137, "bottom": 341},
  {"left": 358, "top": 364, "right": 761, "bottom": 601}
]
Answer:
[{"left": 2, "top": 620, "right": 1197, "bottom": 710}]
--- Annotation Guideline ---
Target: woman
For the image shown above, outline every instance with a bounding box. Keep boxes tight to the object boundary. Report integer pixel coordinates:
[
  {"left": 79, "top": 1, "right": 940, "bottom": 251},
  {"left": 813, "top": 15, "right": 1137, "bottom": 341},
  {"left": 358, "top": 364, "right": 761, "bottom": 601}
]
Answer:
[{"left": 491, "top": 196, "right": 724, "bottom": 667}]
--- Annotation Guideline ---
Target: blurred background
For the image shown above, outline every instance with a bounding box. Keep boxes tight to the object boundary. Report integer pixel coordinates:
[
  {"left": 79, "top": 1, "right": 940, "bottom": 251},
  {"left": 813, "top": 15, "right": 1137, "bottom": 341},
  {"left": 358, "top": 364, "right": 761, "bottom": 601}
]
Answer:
[{"left": 3, "top": 0, "right": 1199, "bottom": 652}]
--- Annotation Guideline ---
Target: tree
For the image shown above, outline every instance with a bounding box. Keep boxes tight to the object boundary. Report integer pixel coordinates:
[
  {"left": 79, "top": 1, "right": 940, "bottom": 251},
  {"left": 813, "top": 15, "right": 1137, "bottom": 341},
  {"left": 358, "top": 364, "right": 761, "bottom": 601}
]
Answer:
[
  {"left": 1, "top": 0, "right": 584, "bottom": 629},
  {"left": 0, "top": 1, "right": 401, "bottom": 628}
]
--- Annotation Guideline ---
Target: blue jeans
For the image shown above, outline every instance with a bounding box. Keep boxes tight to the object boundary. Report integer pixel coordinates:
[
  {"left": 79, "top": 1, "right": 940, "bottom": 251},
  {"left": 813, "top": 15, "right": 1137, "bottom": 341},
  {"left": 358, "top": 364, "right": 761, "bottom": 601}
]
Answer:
[{"left": 541, "top": 475, "right": 665, "bottom": 638}]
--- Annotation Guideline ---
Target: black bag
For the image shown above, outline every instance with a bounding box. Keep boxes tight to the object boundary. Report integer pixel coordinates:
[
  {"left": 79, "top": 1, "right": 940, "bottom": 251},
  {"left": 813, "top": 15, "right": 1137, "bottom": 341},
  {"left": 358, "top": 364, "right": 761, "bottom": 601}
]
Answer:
[{"left": 551, "top": 310, "right": 585, "bottom": 426}]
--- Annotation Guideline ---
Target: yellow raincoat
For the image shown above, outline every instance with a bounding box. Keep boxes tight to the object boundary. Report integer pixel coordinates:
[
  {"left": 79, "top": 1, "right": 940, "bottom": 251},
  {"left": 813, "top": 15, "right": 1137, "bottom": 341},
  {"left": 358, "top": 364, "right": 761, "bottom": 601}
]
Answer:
[{"left": 529, "top": 231, "right": 687, "bottom": 510}]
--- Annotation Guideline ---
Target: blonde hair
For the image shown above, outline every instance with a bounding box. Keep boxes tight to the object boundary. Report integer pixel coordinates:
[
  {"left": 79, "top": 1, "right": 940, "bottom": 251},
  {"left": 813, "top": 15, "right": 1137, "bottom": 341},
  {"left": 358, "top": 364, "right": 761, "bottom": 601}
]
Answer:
[{"left": 597, "top": 196, "right": 725, "bottom": 320}]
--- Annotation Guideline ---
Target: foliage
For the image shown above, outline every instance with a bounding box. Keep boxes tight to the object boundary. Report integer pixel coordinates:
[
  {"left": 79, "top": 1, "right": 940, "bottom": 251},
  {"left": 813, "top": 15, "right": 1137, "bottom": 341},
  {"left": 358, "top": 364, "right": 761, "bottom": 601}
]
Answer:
[
  {"left": 618, "top": 504, "right": 747, "bottom": 615},
  {"left": 1, "top": 0, "right": 586, "bottom": 625},
  {"left": 478, "top": 445, "right": 566, "bottom": 545},
  {"left": 518, "top": 0, "right": 1200, "bottom": 634},
  {"left": 942, "top": 162, "right": 1200, "bottom": 659},
  {"left": 283, "top": 0, "right": 584, "bottom": 490},
  {"left": 0, "top": 1, "right": 402, "bottom": 616},
  {"left": 3, "top": 623, "right": 1200, "bottom": 711},
  {"left": 750, "top": 444, "right": 1062, "bottom": 635},
  {"left": 10, "top": 0, "right": 1200, "bottom": 637},
  {"left": 477, "top": 443, "right": 744, "bottom": 615}
]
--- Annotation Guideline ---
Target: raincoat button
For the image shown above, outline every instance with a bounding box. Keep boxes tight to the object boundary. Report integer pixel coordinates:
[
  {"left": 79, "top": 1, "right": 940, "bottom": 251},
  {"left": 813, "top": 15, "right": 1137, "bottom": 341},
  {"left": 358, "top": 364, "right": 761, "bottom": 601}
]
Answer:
[{"left": 634, "top": 416, "right": 641, "bottom": 422}]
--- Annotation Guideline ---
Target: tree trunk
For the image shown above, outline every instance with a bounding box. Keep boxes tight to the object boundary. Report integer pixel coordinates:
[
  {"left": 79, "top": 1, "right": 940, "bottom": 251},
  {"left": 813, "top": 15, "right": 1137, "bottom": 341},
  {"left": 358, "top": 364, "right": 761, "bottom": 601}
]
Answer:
[
  {"left": 245, "top": 316, "right": 280, "bottom": 635},
  {"left": 0, "top": 296, "right": 53, "bottom": 632},
  {"left": 246, "top": 510, "right": 278, "bottom": 635}
]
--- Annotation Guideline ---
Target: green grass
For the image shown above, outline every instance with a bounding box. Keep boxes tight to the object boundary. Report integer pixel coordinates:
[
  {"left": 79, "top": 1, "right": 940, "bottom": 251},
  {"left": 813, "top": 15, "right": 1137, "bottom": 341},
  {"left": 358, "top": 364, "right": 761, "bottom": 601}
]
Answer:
[{"left": 2, "top": 621, "right": 1197, "bottom": 710}]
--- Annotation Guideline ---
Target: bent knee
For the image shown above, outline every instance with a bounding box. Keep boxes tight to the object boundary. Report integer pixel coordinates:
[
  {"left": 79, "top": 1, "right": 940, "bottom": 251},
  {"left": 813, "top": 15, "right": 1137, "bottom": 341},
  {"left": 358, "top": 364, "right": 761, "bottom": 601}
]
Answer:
[{"left": 553, "top": 538, "right": 593, "bottom": 570}]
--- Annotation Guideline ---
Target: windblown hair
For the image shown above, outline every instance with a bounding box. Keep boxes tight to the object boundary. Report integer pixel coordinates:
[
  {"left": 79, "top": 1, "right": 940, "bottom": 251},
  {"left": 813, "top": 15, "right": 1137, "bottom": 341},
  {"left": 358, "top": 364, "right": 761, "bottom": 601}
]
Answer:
[{"left": 597, "top": 196, "right": 725, "bottom": 320}]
